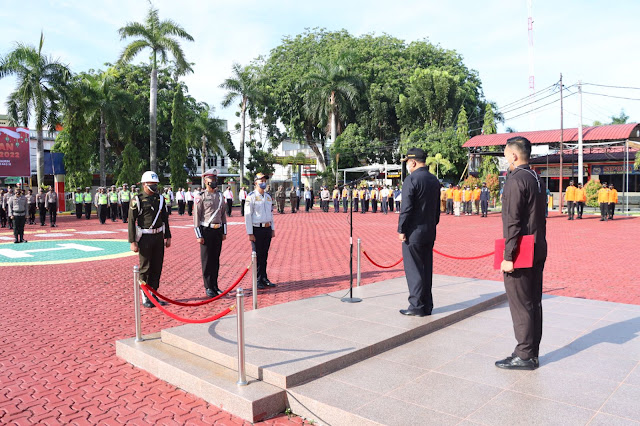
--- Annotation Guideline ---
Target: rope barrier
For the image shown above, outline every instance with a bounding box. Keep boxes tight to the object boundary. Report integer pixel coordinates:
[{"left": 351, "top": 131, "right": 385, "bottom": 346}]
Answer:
[
  {"left": 362, "top": 250, "right": 403, "bottom": 269},
  {"left": 141, "top": 285, "right": 236, "bottom": 324},
  {"left": 144, "top": 266, "right": 250, "bottom": 307},
  {"left": 433, "top": 249, "right": 495, "bottom": 260}
]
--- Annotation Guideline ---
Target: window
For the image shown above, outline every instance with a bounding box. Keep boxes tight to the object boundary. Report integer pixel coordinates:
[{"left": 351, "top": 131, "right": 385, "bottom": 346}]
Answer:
[
  {"left": 221, "top": 157, "right": 225, "bottom": 167},
  {"left": 212, "top": 156, "right": 217, "bottom": 166}
]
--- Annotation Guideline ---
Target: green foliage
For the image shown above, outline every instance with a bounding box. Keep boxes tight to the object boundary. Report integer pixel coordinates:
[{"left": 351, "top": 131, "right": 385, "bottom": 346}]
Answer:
[
  {"left": 456, "top": 106, "right": 469, "bottom": 144},
  {"left": 461, "top": 175, "right": 480, "bottom": 189},
  {"left": 482, "top": 104, "right": 497, "bottom": 135},
  {"left": 244, "top": 139, "right": 276, "bottom": 181},
  {"left": 169, "top": 86, "right": 189, "bottom": 189},
  {"left": 635, "top": 151, "right": 640, "bottom": 170},
  {"left": 610, "top": 109, "right": 629, "bottom": 125},
  {"left": 584, "top": 179, "right": 602, "bottom": 208},
  {"left": 425, "top": 153, "right": 453, "bottom": 178},
  {"left": 484, "top": 173, "right": 500, "bottom": 201},
  {"left": 118, "top": 141, "right": 144, "bottom": 186}
]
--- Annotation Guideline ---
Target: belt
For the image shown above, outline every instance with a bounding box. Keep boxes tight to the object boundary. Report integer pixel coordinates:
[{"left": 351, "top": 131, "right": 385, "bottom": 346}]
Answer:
[
  {"left": 253, "top": 222, "right": 271, "bottom": 228},
  {"left": 140, "top": 225, "right": 165, "bottom": 235},
  {"left": 200, "top": 222, "right": 222, "bottom": 229}
]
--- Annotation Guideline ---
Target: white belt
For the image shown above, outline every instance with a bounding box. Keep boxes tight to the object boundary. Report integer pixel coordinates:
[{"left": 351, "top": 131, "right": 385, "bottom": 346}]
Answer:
[
  {"left": 200, "top": 221, "right": 222, "bottom": 229},
  {"left": 140, "top": 225, "right": 165, "bottom": 234}
]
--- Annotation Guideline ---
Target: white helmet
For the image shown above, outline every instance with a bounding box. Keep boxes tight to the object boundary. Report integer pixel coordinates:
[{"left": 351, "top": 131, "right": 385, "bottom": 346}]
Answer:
[{"left": 140, "top": 171, "right": 160, "bottom": 183}]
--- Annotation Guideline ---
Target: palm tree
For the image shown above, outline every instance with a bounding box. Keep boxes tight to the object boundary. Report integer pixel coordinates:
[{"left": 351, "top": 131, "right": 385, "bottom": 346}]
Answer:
[
  {"left": 425, "top": 153, "right": 453, "bottom": 179},
  {"left": 189, "top": 103, "right": 227, "bottom": 187},
  {"left": 0, "top": 32, "right": 70, "bottom": 187},
  {"left": 220, "top": 63, "right": 262, "bottom": 187},
  {"left": 300, "top": 54, "right": 362, "bottom": 171},
  {"left": 117, "top": 5, "right": 193, "bottom": 173},
  {"left": 82, "top": 68, "right": 131, "bottom": 187}
]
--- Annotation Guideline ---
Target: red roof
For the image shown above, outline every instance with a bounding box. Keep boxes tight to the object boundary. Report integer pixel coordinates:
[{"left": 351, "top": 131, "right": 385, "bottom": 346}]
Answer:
[{"left": 463, "top": 123, "right": 640, "bottom": 148}]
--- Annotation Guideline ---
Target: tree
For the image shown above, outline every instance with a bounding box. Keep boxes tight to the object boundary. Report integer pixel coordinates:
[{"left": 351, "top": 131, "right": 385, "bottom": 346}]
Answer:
[
  {"left": 610, "top": 109, "right": 629, "bottom": 124},
  {"left": 118, "top": 5, "right": 194, "bottom": 173},
  {"left": 0, "top": 32, "right": 70, "bottom": 187},
  {"left": 118, "top": 141, "right": 144, "bottom": 186},
  {"left": 425, "top": 153, "right": 453, "bottom": 179},
  {"left": 169, "top": 85, "right": 188, "bottom": 189},
  {"left": 478, "top": 104, "right": 499, "bottom": 178},
  {"left": 456, "top": 106, "right": 469, "bottom": 144},
  {"left": 220, "top": 63, "right": 263, "bottom": 187},
  {"left": 634, "top": 152, "right": 640, "bottom": 170},
  {"left": 188, "top": 103, "right": 228, "bottom": 187}
]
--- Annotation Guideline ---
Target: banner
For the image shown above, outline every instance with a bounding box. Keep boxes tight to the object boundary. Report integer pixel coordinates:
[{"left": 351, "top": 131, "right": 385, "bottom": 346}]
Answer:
[
  {"left": 0, "top": 127, "right": 30, "bottom": 177},
  {"left": 591, "top": 164, "right": 639, "bottom": 176}
]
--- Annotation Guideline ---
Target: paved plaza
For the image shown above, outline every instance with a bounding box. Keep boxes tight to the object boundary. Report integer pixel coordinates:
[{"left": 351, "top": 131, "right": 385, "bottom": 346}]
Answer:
[{"left": 1, "top": 207, "right": 639, "bottom": 424}]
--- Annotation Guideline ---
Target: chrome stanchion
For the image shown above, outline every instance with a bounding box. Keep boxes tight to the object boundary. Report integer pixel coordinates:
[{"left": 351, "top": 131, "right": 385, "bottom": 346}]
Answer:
[
  {"left": 356, "top": 238, "right": 362, "bottom": 287},
  {"left": 251, "top": 251, "right": 258, "bottom": 310},
  {"left": 133, "top": 265, "right": 143, "bottom": 342},
  {"left": 236, "top": 287, "right": 248, "bottom": 386}
]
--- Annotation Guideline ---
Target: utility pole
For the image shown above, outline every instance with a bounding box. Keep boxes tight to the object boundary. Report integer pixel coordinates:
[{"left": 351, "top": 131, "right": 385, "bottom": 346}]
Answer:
[
  {"left": 578, "top": 81, "right": 584, "bottom": 185},
  {"left": 559, "top": 73, "right": 564, "bottom": 213}
]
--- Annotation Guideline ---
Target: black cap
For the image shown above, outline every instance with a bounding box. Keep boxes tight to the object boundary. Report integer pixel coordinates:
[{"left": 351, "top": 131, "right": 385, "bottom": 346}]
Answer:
[{"left": 401, "top": 147, "right": 427, "bottom": 162}]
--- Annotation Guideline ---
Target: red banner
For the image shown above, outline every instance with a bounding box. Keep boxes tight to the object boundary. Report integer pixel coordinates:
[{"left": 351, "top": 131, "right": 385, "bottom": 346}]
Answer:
[{"left": 0, "top": 127, "right": 30, "bottom": 177}]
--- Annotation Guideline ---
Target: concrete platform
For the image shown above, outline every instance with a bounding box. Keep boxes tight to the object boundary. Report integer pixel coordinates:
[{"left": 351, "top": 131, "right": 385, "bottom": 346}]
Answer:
[{"left": 117, "top": 274, "right": 506, "bottom": 422}]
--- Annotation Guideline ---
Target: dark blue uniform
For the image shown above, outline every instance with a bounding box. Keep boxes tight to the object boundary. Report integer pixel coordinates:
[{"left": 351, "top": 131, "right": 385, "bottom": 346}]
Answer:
[{"left": 397, "top": 166, "right": 440, "bottom": 315}]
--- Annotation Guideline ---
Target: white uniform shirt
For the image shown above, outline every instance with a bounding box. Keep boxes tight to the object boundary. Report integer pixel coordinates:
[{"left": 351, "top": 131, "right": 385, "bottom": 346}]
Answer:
[
  {"left": 380, "top": 188, "right": 390, "bottom": 198},
  {"left": 244, "top": 190, "right": 275, "bottom": 234},
  {"left": 223, "top": 189, "right": 234, "bottom": 201},
  {"left": 239, "top": 189, "right": 247, "bottom": 201},
  {"left": 175, "top": 190, "right": 184, "bottom": 201},
  {"left": 184, "top": 191, "right": 193, "bottom": 202}
]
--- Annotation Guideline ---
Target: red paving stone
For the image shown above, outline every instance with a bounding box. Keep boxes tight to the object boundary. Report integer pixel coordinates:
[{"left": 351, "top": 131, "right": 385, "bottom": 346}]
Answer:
[{"left": 1, "top": 205, "right": 638, "bottom": 424}]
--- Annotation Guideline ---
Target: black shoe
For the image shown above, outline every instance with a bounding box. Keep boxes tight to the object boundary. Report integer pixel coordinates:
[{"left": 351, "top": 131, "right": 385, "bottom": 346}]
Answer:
[
  {"left": 533, "top": 357, "right": 539, "bottom": 368},
  {"left": 399, "top": 309, "right": 429, "bottom": 317},
  {"left": 206, "top": 288, "right": 223, "bottom": 298},
  {"left": 600, "top": 218, "right": 604, "bottom": 221},
  {"left": 262, "top": 279, "right": 277, "bottom": 288},
  {"left": 142, "top": 297, "right": 154, "bottom": 308},
  {"left": 495, "top": 355, "right": 537, "bottom": 370},
  {"left": 257, "top": 283, "right": 267, "bottom": 290},
  {"left": 153, "top": 295, "right": 167, "bottom": 306},
  {"left": 14, "top": 240, "right": 19, "bottom": 244}
]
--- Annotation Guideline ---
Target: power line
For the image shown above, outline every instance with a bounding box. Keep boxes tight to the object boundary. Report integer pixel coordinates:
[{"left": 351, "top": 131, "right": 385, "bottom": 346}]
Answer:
[
  {"left": 497, "top": 82, "right": 558, "bottom": 110},
  {"left": 583, "top": 82, "right": 640, "bottom": 91},
  {"left": 583, "top": 91, "right": 640, "bottom": 102},
  {"left": 499, "top": 88, "right": 560, "bottom": 115},
  {"left": 503, "top": 92, "right": 577, "bottom": 121}
]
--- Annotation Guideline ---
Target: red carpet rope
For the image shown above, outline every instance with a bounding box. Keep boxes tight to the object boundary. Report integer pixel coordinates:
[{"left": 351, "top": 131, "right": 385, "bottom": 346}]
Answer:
[
  {"left": 141, "top": 285, "right": 235, "bottom": 323},
  {"left": 433, "top": 249, "right": 495, "bottom": 260},
  {"left": 362, "top": 250, "right": 403, "bottom": 269},
  {"left": 143, "top": 266, "right": 250, "bottom": 307}
]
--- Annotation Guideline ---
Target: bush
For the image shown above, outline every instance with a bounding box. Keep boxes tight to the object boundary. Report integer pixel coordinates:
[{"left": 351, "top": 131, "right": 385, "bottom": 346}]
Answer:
[
  {"left": 584, "top": 179, "right": 602, "bottom": 208},
  {"left": 461, "top": 175, "right": 481, "bottom": 189},
  {"left": 484, "top": 173, "right": 500, "bottom": 202}
]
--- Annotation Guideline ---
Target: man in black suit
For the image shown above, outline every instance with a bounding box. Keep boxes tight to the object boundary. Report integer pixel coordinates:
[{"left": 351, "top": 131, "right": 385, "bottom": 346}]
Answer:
[
  {"left": 497, "top": 136, "right": 547, "bottom": 370},
  {"left": 397, "top": 148, "right": 441, "bottom": 317}
]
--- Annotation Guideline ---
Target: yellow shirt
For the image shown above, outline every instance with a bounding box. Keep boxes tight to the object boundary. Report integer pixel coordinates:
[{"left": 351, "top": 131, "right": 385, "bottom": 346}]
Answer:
[
  {"left": 463, "top": 190, "right": 472, "bottom": 202},
  {"left": 353, "top": 189, "right": 359, "bottom": 198},
  {"left": 333, "top": 189, "right": 340, "bottom": 199},
  {"left": 597, "top": 188, "right": 610, "bottom": 203},
  {"left": 609, "top": 189, "right": 618, "bottom": 203},
  {"left": 473, "top": 188, "right": 482, "bottom": 201},
  {"left": 575, "top": 188, "right": 587, "bottom": 202},
  {"left": 565, "top": 185, "right": 577, "bottom": 202},
  {"left": 445, "top": 188, "right": 453, "bottom": 199},
  {"left": 453, "top": 189, "right": 462, "bottom": 202},
  {"left": 342, "top": 188, "right": 349, "bottom": 198}
]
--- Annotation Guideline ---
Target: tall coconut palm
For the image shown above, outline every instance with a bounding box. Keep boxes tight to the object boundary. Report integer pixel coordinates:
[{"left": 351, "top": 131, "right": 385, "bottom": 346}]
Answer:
[
  {"left": 117, "top": 5, "right": 193, "bottom": 173},
  {"left": 220, "top": 63, "right": 262, "bottom": 187},
  {"left": 425, "top": 153, "right": 453, "bottom": 179},
  {"left": 82, "top": 68, "right": 131, "bottom": 187},
  {"left": 189, "top": 103, "right": 227, "bottom": 187},
  {"left": 0, "top": 32, "right": 70, "bottom": 188},
  {"left": 300, "top": 54, "right": 362, "bottom": 171}
]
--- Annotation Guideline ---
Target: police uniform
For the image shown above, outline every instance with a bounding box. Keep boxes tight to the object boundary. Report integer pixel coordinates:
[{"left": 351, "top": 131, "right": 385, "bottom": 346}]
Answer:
[
  {"left": 83, "top": 188, "right": 92, "bottom": 219},
  {"left": 245, "top": 173, "right": 276, "bottom": 289},
  {"left": 95, "top": 189, "right": 109, "bottom": 224},
  {"left": 26, "top": 191, "right": 37, "bottom": 224},
  {"left": 480, "top": 184, "right": 491, "bottom": 217},
  {"left": 119, "top": 185, "right": 131, "bottom": 223},
  {"left": 194, "top": 169, "right": 227, "bottom": 297},
  {"left": 36, "top": 189, "right": 46, "bottom": 226},
  {"left": 7, "top": 191, "right": 28, "bottom": 243},
  {"left": 109, "top": 186, "right": 119, "bottom": 221},
  {"left": 0, "top": 190, "right": 7, "bottom": 228},
  {"left": 290, "top": 187, "right": 298, "bottom": 213},
  {"left": 44, "top": 189, "right": 58, "bottom": 227},
  {"left": 73, "top": 188, "right": 84, "bottom": 219},
  {"left": 128, "top": 172, "right": 171, "bottom": 307},
  {"left": 275, "top": 187, "right": 286, "bottom": 214},
  {"left": 5, "top": 189, "right": 15, "bottom": 229}
]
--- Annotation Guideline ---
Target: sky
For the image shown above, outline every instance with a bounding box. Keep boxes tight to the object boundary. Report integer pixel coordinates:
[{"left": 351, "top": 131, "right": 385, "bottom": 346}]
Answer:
[{"left": 1, "top": 0, "right": 639, "bottom": 144}]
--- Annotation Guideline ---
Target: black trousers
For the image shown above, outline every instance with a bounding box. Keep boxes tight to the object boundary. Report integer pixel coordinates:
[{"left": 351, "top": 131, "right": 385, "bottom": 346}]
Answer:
[
  {"left": 474, "top": 200, "right": 480, "bottom": 214},
  {"left": 343, "top": 198, "right": 348, "bottom": 213},
  {"left": 291, "top": 198, "right": 297, "bottom": 213},
  {"left": 609, "top": 203, "right": 615, "bottom": 219},
  {"left": 305, "top": 198, "right": 311, "bottom": 212},
  {"left": 84, "top": 203, "right": 92, "bottom": 219},
  {"left": 187, "top": 200, "right": 194, "bottom": 216},
  {"left": 353, "top": 199, "right": 359, "bottom": 212},
  {"left": 381, "top": 198, "right": 388, "bottom": 214},
  {"left": 98, "top": 204, "right": 108, "bottom": 224},
  {"left": 371, "top": 200, "right": 378, "bottom": 213},
  {"left": 38, "top": 203, "right": 46, "bottom": 225},
  {"left": 48, "top": 202, "right": 57, "bottom": 225},
  {"left": 365, "top": 199, "right": 369, "bottom": 212},
  {"left": 600, "top": 203, "right": 608, "bottom": 220},
  {"left": 481, "top": 200, "right": 489, "bottom": 216},
  {"left": 360, "top": 199, "right": 366, "bottom": 213},
  {"left": 75, "top": 203, "right": 83, "bottom": 219},
  {"left": 138, "top": 233, "right": 165, "bottom": 290},
  {"left": 333, "top": 199, "right": 340, "bottom": 212},
  {"left": 567, "top": 201, "right": 575, "bottom": 218},
  {"left": 110, "top": 204, "right": 118, "bottom": 221},
  {"left": 577, "top": 202, "right": 584, "bottom": 218},
  {"left": 402, "top": 239, "right": 434, "bottom": 314},
  {"left": 395, "top": 200, "right": 401, "bottom": 211},
  {"left": 226, "top": 199, "right": 233, "bottom": 216},
  {"left": 251, "top": 226, "right": 272, "bottom": 284},
  {"left": 28, "top": 204, "right": 36, "bottom": 224},
  {"left": 121, "top": 202, "right": 129, "bottom": 222},
  {"left": 240, "top": 200, "right": 245, "bottom": 216},
  {"left": 13, "top": 215, "right": 26, "bottom": 240},
  {"left": 446, "top": 199, "right": 453, "bottom": 214},
  {"left": 0, "top": 207, "right": 6, "bottom": 227},
  {"left": 178, "top": 200, "right": 185, "bottom": 215},
  {"left": 388, "top": 198, "right": 394, "bottom": 212},
  {"left": 504, "top": 259, "right": 545, "bottom": 360},
  {"left": 200, "top": 227, "right": 223, "bottom": 291}
]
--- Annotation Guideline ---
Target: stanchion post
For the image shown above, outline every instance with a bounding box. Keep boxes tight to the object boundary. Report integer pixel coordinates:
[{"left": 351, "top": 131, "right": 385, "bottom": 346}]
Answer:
[
  {"left": 133, "top": 265, "right": 143, "bottom": 342},
  {"left": 356, "top": 238, "right": 362, "bottom": 287},
  {"left": 236, "top": 287, "right": 248, "bottom": 386},
  {"left": 251, "top": 251, "right": 258, "bottom": 310}
]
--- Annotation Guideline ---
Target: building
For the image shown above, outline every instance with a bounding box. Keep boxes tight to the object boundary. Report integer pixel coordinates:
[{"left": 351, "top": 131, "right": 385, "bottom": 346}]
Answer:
[{"left": 0, "top": 114, "right": 10, "bottom": 127}]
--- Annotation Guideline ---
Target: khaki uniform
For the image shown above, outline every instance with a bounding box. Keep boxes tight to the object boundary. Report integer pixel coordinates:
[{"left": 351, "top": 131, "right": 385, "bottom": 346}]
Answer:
[
  {"left": 194, "top": 190, "right": 227, "bottom": 293},
  {"left": 8, "top": 194, "right": 28, "bottom": 242},
  {"left": 44, "top": 191, "right": 58, "bottom": 226}
]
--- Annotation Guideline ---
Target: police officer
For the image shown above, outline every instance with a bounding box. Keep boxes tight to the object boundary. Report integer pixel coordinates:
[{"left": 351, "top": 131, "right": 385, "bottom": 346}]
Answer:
[
  {"left": 7, "top": 188, "right": 28, "bottom": 243},
  {"left": 290, "top": 186, "right": 298, "bottom": 213},
  {"left": 26, "top": 189, "right": 36, "bottom": 225},
  {"left": 4, "top": 188, "right": 15, "bottom": 229},
  {"left": 83, "top": 187, "right": 92, "bottom": 219},
  {"left": 398, "top": 148, "right": 440, "bottom": 317},
  {"left": 0, "top": 189, "right": 7, "bottom": 228},
  {"left": 73, "top": 187, "right": 83, "bottom": 219},
  {"left": 245, "top": 173, "right": 276, "bottom": 289},
  {"left": 109, "top": 185, "right": 119, "bottom": 221},
  {"left": 119, "top": 184, "right": 131, "bottom": 223},
  {"left": 45, "top": 186, "right": 58, "bottom": 227},
  {"left": 194, "top": 169, "right": 227, "bottom": 298},
  {"left": 36, "top": 188, "right": 46, "bottom": 226},
  {"left": 342, "top": 185, "right": 350, "bottom": 213},
  {"left": 129, "top": 171, "right": 172, "bottom": 308},
  {"left": 95, "top": 187, "right": 109, "bottom": 224},
  {"left": 480, "top": 182, "right": 491, "bottom": 217},
  {"left": 275, "top": 185, "right": 286, "bottom": 214}
]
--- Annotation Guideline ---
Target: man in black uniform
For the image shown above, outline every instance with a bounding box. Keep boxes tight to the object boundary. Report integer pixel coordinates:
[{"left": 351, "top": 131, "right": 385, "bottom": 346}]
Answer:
[
  {"left": 397, "top": 148, "right": 440, "bottom": 317},
  {"left": 496, "top": 136, "right": 547, "bottom": 370},
  {"left": 480, "top": 182, "right": 491, "bottom": 217},
  {"left": 194, "top": 168, "right": 227, "bottom": 298},
  {"left": 129, "top": 171, "right": 172, "bottom": 308}
]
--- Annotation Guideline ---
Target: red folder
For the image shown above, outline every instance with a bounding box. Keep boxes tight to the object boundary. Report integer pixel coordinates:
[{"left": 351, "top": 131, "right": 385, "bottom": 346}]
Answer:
[{"left": 493, "top": 235, "right": 535, "bottom": 270}]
